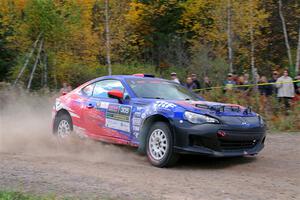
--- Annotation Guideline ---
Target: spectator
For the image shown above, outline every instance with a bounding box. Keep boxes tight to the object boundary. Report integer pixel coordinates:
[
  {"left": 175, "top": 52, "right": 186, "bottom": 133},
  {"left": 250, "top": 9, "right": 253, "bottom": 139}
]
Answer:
[
  {"left": 170, "top": 72, "right": 180, "bottom": 84},
  {"left": 240, "top": 73, "right": 251, "bottom": 92},
  {"left": 232, "top": 72, "right": 239, "bottom": 83},
  {"left": 224, "top": 73, "right": 236, "bottom": 92},
  {"left": 203, "top": 76, "right": 212, "bottom": 91},
  {"left": 269, "top": 70, "right": 279, "bottom": 95},
  {"left": 244, "top": 73, "right": 250, "bottom": 85},
  {"left": 184, "top": 77, "right": 197, "bottom": 91},
  {"left": 276, "top": 70, "right": 295, "bottom": 110},
  {"left": 191, "top": 73, "right": 201, "bottom": 89},
  {"left": 255, "top": 73, "right": 260, "bottom": 84},
  {"left": 294, "top": 73, "right": 300, "bottom": 95},
  {"left": 293, "top": 73, "right": 300, "bottom": 102},
  {"left": 60, "top": 82, "right": 72, "bottom": 95},
  {"left": 237, "top": 75, "right": 247, "bottom": 91},
  {"left": 258, "top": 76, "right": 273, "bottom": 96}
]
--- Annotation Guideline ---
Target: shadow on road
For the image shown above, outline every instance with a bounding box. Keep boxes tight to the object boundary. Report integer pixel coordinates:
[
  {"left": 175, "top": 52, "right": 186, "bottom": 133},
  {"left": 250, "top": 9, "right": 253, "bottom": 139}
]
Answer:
[{"left": 175, "top": 154, "right": 257, "bottom": 169}]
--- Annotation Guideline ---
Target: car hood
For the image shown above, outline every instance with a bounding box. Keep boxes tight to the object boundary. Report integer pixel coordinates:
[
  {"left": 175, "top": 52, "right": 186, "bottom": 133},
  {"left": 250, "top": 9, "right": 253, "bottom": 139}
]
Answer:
[{"left": 170, "top": 100, "right": 257, "bottom": 117}]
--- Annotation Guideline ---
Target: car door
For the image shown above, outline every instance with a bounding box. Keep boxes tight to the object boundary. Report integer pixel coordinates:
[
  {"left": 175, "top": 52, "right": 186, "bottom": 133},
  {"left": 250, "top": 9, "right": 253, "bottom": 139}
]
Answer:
[{"left": 82, "top": 79, "right": 132, "bottom": 142}]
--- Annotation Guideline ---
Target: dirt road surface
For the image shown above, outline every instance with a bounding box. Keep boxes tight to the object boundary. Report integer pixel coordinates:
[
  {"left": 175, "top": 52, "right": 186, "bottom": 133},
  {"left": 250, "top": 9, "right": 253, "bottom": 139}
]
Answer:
[{"left": 0, "top": 91, "right": 299, "bottom": 200}]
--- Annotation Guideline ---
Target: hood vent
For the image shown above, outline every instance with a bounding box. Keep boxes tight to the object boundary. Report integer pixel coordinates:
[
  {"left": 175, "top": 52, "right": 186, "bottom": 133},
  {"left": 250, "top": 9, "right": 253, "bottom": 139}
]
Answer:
[{"left": 195, "top": 103, "right": 251, "bottom": 114}]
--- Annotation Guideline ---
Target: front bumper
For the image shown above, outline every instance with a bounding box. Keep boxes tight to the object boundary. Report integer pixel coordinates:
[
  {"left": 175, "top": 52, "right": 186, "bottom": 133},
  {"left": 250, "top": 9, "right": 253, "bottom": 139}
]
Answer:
[{"left": 172, "top": 120, "right": 266, "bottom": 157}]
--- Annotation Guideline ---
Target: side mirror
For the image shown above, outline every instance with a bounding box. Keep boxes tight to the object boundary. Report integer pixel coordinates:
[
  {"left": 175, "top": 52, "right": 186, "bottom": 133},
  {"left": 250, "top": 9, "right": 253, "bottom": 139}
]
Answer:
[{"left": 108, "top": 90, "right": 124, "bottom": 101}]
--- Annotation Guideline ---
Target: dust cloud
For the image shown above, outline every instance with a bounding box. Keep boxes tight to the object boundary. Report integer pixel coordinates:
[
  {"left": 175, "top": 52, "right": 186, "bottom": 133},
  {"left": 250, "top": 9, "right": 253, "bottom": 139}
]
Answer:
[{"left": 0, "top": 88, "right": 143, "bottom": 165}]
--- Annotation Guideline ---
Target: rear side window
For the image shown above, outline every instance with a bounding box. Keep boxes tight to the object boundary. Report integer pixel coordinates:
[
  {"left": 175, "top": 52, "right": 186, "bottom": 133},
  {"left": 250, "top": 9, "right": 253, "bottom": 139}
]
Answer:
[
  {"left": 93, "top": 79, "right": 125, "bottom": 98},
  {"left": 82, "top": 83, "right": 95, "bottom": 96}
]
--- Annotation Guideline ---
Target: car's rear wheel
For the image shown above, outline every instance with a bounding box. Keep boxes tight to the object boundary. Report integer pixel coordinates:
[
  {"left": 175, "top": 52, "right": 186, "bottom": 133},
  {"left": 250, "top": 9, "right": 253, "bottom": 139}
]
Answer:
[
  {"left": 54, "top": 114, "right": 73, "bottom": 138},
  {"left": 146, "top": 122, "right": 179, "bottom": 167}
]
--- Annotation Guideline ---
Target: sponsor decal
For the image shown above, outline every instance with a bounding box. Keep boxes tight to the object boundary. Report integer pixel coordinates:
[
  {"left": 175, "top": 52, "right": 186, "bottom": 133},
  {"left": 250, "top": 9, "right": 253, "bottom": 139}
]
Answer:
[
  {"left": 155, "top": 101, "right": 176, "bottom": 109},
  {"left": 132, "top": 126, "right": 140, "bottom": 132},
  {"left": 141, "top": 113, "right": 147, "bottom": 119},
  {"left": 108, "top": 104, "right": 120, "bottom": 113},
  {"left": 96, "top": 102, "right": 109, "bottom": 109},
  {"left": 134, "top": 112, "right": 142, "bottom": 118},
  {"left": 133, "top": 132, "right": 139, "bottom": 138},
  {"left": 105, "top": 104, "right": 132, "bottom": 132},
  {"left": 136, "top": 106, "right": 143, "bottom": 111},
  {"left": 105, "top": 118, "right": 130, "bottom": 132},
  {"left": 132, "top": 118, "right": 142, "bottom": 126}
]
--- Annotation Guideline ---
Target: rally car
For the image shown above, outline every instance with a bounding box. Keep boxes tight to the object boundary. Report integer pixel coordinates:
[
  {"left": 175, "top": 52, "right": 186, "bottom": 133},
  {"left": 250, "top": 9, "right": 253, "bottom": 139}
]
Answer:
[{"left": 52, "top": 74, "right": 266, "bottom": 167}]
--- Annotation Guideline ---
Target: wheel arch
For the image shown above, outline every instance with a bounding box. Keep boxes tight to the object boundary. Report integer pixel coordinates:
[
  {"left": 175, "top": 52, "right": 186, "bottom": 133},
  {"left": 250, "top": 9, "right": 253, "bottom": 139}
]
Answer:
[
  {"left": 53, "top": 109, "right": 73, "bottom": 133},
  {"left": 138, "top": 114, "right": 174, "bottom": 154}
]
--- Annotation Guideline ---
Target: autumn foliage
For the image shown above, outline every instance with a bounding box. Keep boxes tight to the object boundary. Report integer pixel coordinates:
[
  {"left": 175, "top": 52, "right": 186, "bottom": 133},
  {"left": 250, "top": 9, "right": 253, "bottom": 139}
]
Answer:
[{"left": 0, "top": 0, "right": 299, "bottom": 89}]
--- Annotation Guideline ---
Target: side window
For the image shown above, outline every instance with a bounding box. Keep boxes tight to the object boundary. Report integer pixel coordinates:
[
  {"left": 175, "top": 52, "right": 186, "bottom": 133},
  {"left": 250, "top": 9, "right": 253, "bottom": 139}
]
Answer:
[
  {"left": 82, "top": 83, "right": 95, "bottom": 97},
  {"left": 93, "top": 80, "right": 126, "bottom": 99}
]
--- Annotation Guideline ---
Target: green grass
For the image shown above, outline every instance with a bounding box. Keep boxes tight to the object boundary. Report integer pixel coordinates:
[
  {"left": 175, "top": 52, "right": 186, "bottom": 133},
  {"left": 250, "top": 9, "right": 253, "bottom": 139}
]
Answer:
[
  {"left": 0, "top": 191, "right": 116, "bottom": 200},
  {"left": 0, "top": 191, "right": 59, "bottom": 200}
]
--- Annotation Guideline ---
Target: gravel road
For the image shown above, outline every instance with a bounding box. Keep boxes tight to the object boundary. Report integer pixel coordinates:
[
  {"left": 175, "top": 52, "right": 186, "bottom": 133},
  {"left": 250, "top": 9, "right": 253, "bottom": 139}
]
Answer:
[{"left": 0, "top": 92, "right": 299, "bottom": 200}]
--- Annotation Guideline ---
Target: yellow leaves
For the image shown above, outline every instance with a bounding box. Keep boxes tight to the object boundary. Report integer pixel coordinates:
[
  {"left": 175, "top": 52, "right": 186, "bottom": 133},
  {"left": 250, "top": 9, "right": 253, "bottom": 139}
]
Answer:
[
  {"left": 126, "top": 2, "right": 148, "bottom": 27},
  {"left": 180, "top": 0, "right": 270, "bottom": 60}
]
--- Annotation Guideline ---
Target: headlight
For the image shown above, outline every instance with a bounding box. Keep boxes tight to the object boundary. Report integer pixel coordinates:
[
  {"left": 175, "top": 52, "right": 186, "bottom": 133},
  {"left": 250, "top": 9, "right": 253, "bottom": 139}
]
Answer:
[{"left": 184, "top": 111, "right": 219, "bottom": 124}]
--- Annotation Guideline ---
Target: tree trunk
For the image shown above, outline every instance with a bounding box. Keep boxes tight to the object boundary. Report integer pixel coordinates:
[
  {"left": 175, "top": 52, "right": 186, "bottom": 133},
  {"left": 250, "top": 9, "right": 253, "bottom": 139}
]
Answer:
[
  {"left": 227, "top": 0, "right": 233, "bottom": 73},
  {"left": 27, "top": 38, "right": 44, "bottom": 90},
  {"left": 278, "top": 0, "right": 293, "bottom": 71},
  {"left": 295, "top": 25, "right": 300, "bottom": 74},
  {"left": 105, "top": 0, "right": 112, "bottom": 75},
  {"left": 43, "top": 50, "right": 48, "bottom": 88},
  {"left": 250, "top": 0, "right": 257, "bottom": 88},
  {"left": 13, "top": 33, "right": 42, "bottom": 86},
  {"left": 250, "top": 22, "right": 258, "bottom": 85}
]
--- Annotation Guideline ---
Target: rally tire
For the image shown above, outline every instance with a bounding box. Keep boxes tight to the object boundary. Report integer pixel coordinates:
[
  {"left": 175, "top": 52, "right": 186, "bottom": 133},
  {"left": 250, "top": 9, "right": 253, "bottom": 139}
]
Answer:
[
  {"left": 146, "top": 122, "right": 179, "bottom": 167},
  {"left": 53, "top": 113, "right": 73, "bottom": 138}
]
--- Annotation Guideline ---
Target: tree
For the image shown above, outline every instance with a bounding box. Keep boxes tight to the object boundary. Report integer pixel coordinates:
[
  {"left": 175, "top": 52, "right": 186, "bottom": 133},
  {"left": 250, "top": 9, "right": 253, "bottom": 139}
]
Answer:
[
  {"left": 0, "top": 14, "right": 17, "bottom": 81},
  {"left": 278, "top": 0, "right": 293, "bottom": 73},
  {"left": 104, "top": 0, "right": 112, "bottom": 75},
  {"left": 180, "top": 0, "right": 268, "bottom": 76},
  {"left": 10, "top": 0, "right": 101, "bottom": 88},
  {"left": 126, "top": 0, "right": 186, "bottom": 73},
  {"left": 296, "top": 25, "right": 300, "bottom": 74},
  {"left": 0, "top": 0, "right": 24, "bottom": 81},
  {"left": 227, "top": 0, "right": 233, "bottom": 73}
]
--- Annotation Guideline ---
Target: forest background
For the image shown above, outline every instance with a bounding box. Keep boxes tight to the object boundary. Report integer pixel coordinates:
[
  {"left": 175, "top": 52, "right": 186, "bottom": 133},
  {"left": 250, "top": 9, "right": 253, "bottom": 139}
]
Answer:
[{"left": 0, "top": 0, "right": 299, "bottom": 89}]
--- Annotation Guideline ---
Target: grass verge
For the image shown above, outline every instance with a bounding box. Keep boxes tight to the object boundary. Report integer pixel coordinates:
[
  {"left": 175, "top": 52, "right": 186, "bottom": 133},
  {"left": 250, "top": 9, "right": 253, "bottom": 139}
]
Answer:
[{"left": 0, "top": 191, "right": 60, "bottom": 200}]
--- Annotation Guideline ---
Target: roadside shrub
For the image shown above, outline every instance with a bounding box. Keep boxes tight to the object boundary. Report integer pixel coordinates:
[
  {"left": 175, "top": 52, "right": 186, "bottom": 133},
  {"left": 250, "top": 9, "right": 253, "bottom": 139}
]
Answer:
[{"left": 202, "top": 89, "right": 300, "bottom": 132}]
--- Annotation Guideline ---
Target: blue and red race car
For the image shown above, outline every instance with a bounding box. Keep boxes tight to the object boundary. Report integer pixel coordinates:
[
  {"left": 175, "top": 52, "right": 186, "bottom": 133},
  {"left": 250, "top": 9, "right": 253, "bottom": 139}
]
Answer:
[{"left": 52, "top": 74, "right": 266, "bottom": 167}]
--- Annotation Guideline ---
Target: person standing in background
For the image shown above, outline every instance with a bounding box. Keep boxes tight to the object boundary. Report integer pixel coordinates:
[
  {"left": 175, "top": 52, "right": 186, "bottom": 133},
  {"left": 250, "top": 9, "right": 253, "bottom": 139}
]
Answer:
[
  {"left": 224, "top": 73, "right": 236, "bottom": 92},
  {"left": 244, "top": 73, "right": 250, "bottom": 85},
  {"left": 191, "top": 73, "right": 201, "bottom": 89},
  {"left": 184, "top": 77, "right": 197, "bottom": 91},
  {"left": 170, "top": 72, "right": 180, "bottom": 84},
  {"left": 276, "top": 70, "right": 295, "bottom": 110},
  {"left": 269, "top": 70, "right": 279, "bottom": 96},
  {"left": 293, "top": 73, "right": 300, "bottom": 102},
  {"left": 258, "top": 76, "right": 273, "bottom": 113},
  {"left": 236, "top": 75, "right": 246, "bottom": 91},
  {"left": 203, "top": 76, "right": 212, "bottom": 91},
  {"left": 258, "top": 76, "right": 273, "bottom": 96},
  {"left": 60, "top": 82, "right": 72, "bottom": 95},
  {"left": 232, "top": 72, "right": 239, "bottom": 84}
]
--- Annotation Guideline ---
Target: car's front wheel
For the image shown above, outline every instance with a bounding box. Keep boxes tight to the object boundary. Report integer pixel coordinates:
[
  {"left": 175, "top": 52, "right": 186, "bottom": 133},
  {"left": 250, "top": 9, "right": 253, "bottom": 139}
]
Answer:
[
  {"left": 146, "top": 122, "right": 179, "bottom": 167},
  {"left": 54, "top": 114, "right": 73, "bottom": 138}
]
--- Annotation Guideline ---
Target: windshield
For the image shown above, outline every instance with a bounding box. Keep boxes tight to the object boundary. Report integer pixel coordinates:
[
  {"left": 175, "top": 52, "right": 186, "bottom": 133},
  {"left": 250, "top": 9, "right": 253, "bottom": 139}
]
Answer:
[{"left": 126, "top": 78, "right": 200, "bottom": 101}]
